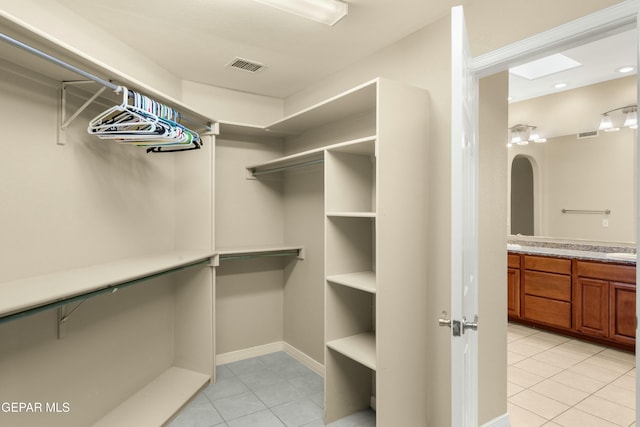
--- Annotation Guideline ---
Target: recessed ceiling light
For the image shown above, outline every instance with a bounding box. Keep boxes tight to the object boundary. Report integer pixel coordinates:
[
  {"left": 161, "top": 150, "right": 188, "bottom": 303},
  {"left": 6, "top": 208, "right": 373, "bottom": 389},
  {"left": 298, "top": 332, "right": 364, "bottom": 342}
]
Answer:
[
  {"left": 616, "top": 66, "right": 635, "bottom": 73},
  {"left": 510, "top": 53, "right": 582, "bottom": 80},
  {"left": 508, "top": 96, "right": 513, "bottom": 102},
  {"left": 554, "top": 82, "right": 567, "bottom": 89}
]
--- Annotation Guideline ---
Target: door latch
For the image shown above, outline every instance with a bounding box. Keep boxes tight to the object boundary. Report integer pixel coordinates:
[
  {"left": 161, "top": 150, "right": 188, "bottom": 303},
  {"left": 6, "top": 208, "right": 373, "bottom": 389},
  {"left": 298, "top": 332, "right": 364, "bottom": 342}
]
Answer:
[
  {"left": 438, "top": 311, "right": 461, "bottom": 336},
  {"left": 439, "top": 311, "right": 478, "bottom": 336}
]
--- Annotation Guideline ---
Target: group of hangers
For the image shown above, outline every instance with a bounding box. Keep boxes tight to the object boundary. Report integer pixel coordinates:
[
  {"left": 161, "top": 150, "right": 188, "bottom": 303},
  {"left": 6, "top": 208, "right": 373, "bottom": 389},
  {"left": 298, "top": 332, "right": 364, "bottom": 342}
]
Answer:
[{"left": 87, "top": 87, "right": 201, "bottom": 153}]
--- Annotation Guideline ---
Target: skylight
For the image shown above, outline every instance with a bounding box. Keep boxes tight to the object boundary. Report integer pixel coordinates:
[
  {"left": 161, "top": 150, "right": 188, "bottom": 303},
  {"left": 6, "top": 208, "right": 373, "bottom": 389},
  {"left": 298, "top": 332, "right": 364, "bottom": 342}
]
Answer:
[{"left": 510, "top": 53, "right": 582, "bottom": 80}]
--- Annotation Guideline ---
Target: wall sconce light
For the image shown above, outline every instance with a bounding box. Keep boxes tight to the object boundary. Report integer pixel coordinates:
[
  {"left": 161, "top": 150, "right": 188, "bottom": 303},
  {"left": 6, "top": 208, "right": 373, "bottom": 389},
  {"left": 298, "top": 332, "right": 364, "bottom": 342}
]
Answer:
[
  {"left": 508, "top": 124, "right": 546, "bottom": 147},
  {"left": 598, "top": 105, "right": 638, "bottom": 132}
]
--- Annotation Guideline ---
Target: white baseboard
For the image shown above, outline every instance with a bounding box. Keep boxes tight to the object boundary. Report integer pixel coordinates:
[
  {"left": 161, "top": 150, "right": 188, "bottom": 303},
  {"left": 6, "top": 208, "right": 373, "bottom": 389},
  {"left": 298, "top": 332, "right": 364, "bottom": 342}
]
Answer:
[
  {"left": 282, "top": 342, "right": 325, "bottom": 377},
  {"left": 481, "top": 412, "right": 510, "bottom": 427},
  {"left": 216, "top": 342, "right": 284, "bottom": 365},
  {"left": 216, "top": 341, "right": 325, "bottom": 378}
]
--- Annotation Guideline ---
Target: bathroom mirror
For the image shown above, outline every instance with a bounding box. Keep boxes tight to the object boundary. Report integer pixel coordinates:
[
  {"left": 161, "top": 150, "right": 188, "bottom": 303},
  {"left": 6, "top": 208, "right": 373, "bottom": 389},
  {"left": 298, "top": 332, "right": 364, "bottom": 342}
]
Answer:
[{"left": 508, "top": 127, "right": 637, "bottom": 243}]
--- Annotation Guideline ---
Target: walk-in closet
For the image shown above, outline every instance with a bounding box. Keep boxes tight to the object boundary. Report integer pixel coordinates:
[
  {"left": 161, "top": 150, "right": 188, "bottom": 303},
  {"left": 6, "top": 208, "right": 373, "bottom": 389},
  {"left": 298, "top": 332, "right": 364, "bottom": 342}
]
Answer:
[{"left": 0, "top": 6, "right": 432, "bottom": 427}]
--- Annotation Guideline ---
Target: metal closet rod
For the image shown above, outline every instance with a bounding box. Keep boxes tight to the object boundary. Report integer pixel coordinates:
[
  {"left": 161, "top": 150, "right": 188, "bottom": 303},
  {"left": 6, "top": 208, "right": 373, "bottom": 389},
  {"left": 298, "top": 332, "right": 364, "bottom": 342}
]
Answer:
[
  {"left": 0, "top": 258, "right": 211, "bottom": 325},
  {"left": 218, "top": 250, "right": 302, "bottom": 262},
  {"left": 252, "top": 159, "right": 324, "bottom": 176},
  {"left": 561, "top": 208, "right": 611, "bottom": 214},
  {"left": 0, "top": 31, "right": 212, "bottom": 131}
]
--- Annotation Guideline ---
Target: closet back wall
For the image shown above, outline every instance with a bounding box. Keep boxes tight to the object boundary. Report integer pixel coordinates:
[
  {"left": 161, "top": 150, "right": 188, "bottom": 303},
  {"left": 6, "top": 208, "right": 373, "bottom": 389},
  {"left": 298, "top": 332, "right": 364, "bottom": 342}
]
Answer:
[{"left": 0, "top": 64, "right": 180, "bottom": 426}]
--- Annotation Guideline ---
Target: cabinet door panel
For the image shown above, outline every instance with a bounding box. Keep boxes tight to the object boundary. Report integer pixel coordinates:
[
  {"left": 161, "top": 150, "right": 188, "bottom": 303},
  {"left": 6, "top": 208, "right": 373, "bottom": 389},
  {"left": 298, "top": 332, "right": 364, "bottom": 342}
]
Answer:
[
  {"left": 508, "top": 267, "right": 521, "bottom": 318},
  {"left": 610, "top": 282, "right": 636, "bottom": 345},
  {"left": 576, "top": 278, "right": 609, "bottom": 337},
  {"left": 523, "top": 295, "right": 571, "bottom": 329},
  {"left": 523, "top": 271, "right": 571, "bottom": 301}
]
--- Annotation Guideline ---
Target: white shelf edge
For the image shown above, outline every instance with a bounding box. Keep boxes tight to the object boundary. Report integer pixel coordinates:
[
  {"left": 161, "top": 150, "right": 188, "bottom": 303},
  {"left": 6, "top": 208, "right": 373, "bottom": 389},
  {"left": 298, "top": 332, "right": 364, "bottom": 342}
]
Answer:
[
  {"left": 326, "top": 332, "right": 377, "bottom": 371},
  {"left": 92, "top": 366, "right": 210, "bottom": 427},
  {"left": 0, "top": 250, "right": 214, "bottom": 321},
  {"left": 326, "top": 212, "right": 376, "bottom": 218},
  {"left": 326, "top": 271, "right": 377, "bottom": 294},
  {"left": 246, "top": 135, "right": 377, "bottom": 173},
  {"left": 265, "top": 79, "right": 379, "bottom": 134}
]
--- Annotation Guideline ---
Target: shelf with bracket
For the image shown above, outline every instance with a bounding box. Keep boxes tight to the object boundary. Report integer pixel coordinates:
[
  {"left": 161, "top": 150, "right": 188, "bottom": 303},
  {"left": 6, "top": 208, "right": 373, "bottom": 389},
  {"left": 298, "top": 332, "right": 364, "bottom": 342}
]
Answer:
[{"left": 0, "top": 251, "right": 215, "bottom": 329}]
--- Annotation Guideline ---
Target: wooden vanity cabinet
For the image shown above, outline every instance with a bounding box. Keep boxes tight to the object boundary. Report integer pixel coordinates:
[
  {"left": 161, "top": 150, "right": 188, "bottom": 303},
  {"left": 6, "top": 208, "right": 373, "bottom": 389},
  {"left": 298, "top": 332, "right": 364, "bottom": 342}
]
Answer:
[
  {"left": 508, "top": 253, "right": 636, "bottom": 351},
  {"left": 521, "top": 255, "right": 572, "bottom": 329},
  {"left": 507, "top": 254, "right": 521, "bottom": 318},
  {"left": 576, "top": 261, "right": 636, "bottom": 346}
]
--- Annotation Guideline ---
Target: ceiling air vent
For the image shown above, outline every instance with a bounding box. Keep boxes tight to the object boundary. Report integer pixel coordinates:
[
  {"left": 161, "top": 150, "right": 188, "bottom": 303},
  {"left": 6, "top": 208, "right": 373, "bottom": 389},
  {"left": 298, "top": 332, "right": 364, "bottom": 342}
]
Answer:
[
  {"left": 577, "top": 130, "right": 599, "bottom": 139},
  {"left": 226, "top": 57, "right": 268, "bottom": 73}
]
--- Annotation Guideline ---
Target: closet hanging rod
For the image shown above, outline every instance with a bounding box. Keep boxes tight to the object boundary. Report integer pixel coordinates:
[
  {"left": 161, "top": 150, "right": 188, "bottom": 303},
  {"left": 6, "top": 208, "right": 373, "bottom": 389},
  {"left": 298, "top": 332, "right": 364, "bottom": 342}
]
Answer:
[
  {"left": 0, "top": 32, "right": 120, "bottom": 92},
  {"left": 0, "top": 32, "right": 212, "bottom": 132},
  {"left": 218, "top": 250, "right": 302, "bottom": 262},
  {"left": 561, "top": 208, "right": 611, "bottom": 214},
  {"left": 252, "top": 159, "right": 324, "bottom": 176},
  {"left": 0, "top": 257, "right": 211, "bottom": 325}
]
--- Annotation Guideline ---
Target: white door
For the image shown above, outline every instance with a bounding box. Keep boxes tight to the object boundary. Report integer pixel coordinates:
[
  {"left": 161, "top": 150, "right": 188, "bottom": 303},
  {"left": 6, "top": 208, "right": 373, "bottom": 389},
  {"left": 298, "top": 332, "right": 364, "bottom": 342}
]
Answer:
[{"left": 450, "top": 5, "right": 479, "bottom": 426}]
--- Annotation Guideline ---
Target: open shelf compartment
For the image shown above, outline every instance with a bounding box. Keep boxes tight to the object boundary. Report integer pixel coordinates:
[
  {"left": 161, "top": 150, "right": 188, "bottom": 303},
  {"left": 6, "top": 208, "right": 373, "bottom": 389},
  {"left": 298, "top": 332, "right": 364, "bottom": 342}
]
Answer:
[{"left": 326, "top": 332, "right": 376, "bottom": 370}]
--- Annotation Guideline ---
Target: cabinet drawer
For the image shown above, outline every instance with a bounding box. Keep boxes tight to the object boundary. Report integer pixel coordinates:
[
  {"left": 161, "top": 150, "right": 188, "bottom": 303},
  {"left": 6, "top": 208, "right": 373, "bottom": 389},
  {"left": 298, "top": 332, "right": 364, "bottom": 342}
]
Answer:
[
  {"left": 523, "top": 295, "right": 572, "bottom": 329},
  {"left": 508, "top": 253, "right": 520, "bottom": 268},
  {"left": 524, "top": 255, "right": 571, "bottom": 274},
  {"left": 576, "top": 261, "right": 636, "bottom": 284},
  {"left": 523, "top": 271, "right": 571, "bottom": 302}
]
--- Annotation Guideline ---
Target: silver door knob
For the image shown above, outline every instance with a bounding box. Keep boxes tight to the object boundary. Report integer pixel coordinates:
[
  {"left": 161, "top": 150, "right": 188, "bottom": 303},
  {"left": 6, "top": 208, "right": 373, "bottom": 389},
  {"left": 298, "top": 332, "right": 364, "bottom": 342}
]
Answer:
[
  {"left": 462, "top": 315, "right": 479, "bottom": 333},
  {"left": 438, "top": 311, "right": 451, "bottom": 328}
]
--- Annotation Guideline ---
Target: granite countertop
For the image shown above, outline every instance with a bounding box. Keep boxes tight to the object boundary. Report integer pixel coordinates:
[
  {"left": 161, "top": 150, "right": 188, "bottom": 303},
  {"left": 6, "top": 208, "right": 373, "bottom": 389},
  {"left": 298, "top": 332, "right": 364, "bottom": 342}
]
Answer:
[{"left": 507, "top": 237, "right": 637, "bottom": 265}]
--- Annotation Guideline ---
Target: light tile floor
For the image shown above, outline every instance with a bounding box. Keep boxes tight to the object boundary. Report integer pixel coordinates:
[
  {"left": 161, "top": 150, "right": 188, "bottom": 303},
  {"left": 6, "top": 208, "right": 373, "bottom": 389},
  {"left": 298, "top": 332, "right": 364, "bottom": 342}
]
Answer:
[
  {"left": 508, "top": 323, "right": 636, "bottom": 427},
  {"left": 168, "top": 352, "right": 375, "bottom": 427}
]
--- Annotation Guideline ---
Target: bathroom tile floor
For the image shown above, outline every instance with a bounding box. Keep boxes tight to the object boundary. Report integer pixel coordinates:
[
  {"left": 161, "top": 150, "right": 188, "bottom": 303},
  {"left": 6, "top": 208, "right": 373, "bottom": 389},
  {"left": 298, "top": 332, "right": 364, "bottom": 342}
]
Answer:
[
  {"left": 508, "top": 323, "right": 636, "bottom": 427},
  {"left": 168, "top": 352, "right": 375, "bottom": 427}
]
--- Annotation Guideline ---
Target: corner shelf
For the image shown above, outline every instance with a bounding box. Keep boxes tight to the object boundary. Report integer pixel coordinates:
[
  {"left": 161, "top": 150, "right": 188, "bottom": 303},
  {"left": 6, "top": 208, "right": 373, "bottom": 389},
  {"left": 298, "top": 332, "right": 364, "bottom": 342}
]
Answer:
[
  {"left": 92, "top": 367, "right": 210, "bottom": 427},
  {"left": 0, "top": 251, "right": 214, "bottom": 323},
  {"left": 326, "top": 332, "right": 377, "bottom": 371},
  {"left": 244, "top": 135, "right": 377, "bottom": 178},
  {"left": 326, "top": 271, "right": 376, "bottom": 294}
]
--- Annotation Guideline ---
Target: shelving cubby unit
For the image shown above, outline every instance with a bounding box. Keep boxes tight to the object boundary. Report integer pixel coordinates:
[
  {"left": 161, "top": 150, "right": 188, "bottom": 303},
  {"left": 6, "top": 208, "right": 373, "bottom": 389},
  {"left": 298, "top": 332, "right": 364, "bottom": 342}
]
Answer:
[{"left": 217, "top": 78, "right": 429, "bottom": 425}]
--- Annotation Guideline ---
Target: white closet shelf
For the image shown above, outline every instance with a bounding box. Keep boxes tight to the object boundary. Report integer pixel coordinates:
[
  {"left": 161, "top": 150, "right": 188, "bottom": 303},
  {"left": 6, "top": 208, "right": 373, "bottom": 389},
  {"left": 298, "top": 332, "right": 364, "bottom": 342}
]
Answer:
[
  {"left": 326, "top": 212, "right": 376, "bottom": 218},
  {"left": 326, "top": 271, "right": 376, "bottom": 294},
  {"left": 326, "top": 332, "right": 377, "bottom": 371},
  {"left": 218, "top": 81, "right": 377, "bottom": 139},
  {"left": 0, "top": 251, "right": 214, "bottom": 322},
  {"left": 92, "top": 366, "right": 210, "bottom": 427},
  {"left": 214, "top": 245, "right": 305, "bottom": 264},
  {"left": 0, "top": 11, "right": 215, "bottom": 130},
  {"left": 246, "top": 135, "right": 377, "bottom": 178}
]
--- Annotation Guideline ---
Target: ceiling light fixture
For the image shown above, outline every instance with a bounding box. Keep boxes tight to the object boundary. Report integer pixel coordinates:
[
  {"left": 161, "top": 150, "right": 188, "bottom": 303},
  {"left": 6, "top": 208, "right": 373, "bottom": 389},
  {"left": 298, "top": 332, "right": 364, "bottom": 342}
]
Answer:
[
  {"left": 553, "top": 82, "right": 567, "bottom": 89},
  {"left": 616, "top": 65, "right": 635, "bottom": 73},
  {"left": 598, "top": 105, "right": 637, "bottom": 132},
  {"left": 253, "top": 0, "right": 348, "bottom": 26},
  {"left": 508, "top": 124, "right": 545, "bottom": 146}
]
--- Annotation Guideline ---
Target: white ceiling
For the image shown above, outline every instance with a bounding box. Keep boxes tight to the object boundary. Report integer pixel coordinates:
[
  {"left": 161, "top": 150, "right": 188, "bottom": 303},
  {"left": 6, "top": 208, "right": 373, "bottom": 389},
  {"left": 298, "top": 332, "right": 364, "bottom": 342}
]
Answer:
[
  {"left": 52, "top": 0, "right": 636, "bottom": 101},
  {"left": 54, "top": 0, "right": 463, "bottom": 98},
  {"left": 509, "top": 28, "right": 637, "bottom": 103}
]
